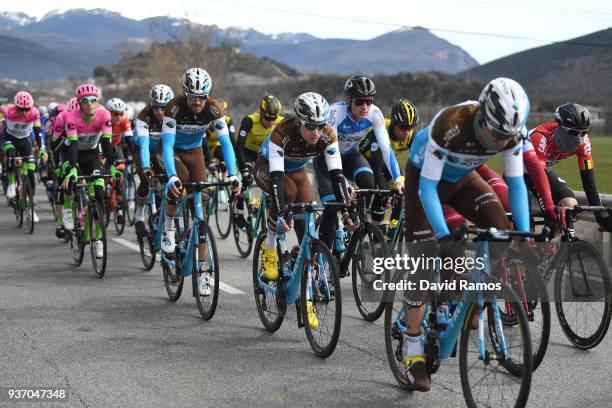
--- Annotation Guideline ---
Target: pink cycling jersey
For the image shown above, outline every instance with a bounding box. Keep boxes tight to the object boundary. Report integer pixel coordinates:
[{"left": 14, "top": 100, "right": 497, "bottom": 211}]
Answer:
[
  {"left": 65, "top": 107, "right": 112, "bottom": 150},
  {"left": 52, "top": 110, "right": 70, "bottom": 141},
  {"left": 0, "top": 105, "right": 41, "bottom": 139}
]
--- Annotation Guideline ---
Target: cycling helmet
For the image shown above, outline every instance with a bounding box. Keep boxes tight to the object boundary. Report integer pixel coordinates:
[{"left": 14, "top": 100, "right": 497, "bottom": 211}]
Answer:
[
  {"left": 344, "top": 75, "right": 376, "bottom": 98},
  {"left": 106, "top": 98, "right": 126, "bottom": 113},
  {"left": 391, "top": 99, "right": 419, "bottom": 127},
  {"left": 259, "top": 95, "right": 282, "bottom": 119},
  {"left": 38, "top": 106, "right": 49, "bottom": 116},
  {"left": 555, "top": 103, "right": 590, "bottom": 131},
  {"left": 14, "top": 91, "right": 34, "bottom": 109},
  {"left": 67, "top": 97, "right": 79, "bottom": 111},
  {"left": 75, "top": 83, "right": 100, "bottom": 100},
  {"left": 149, "top": 84, "right": 174, "bottom": 105},
  {"left": 479, "top": 77, "right": 529, "bottom": 137},
  {"left": 294, "top": 92, "right": 329, "bottom": 124},
  {"left": 125, "top": 105, "right": 135, "bottom": 121},
  {"left": 48, "top": 102, "right": 58, "bottom": 113},
  {"left": 182, "top": 68, "right": 212, "bottom": 95},
  {"left": 53, "top": 103, "right": 66, "bottom": 116}
]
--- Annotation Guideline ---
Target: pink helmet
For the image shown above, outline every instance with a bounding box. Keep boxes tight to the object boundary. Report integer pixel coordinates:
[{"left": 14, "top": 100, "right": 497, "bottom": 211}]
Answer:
[
  {"left": 54, "top": 103, "right": 67, "bottom": 115},
  {"left": 75, "top": 83, "right": 100, "bottom": 100},
  {"left": 67, "top": 97, "right": 79, "bottom": 111},
  {"left": 14, "top": 91, "right": 34, "bottom": 109}
]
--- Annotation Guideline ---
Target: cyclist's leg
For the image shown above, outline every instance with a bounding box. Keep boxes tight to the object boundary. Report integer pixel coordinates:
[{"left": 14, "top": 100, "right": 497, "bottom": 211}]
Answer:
[
  {"left": 313, "top": 154, "right": 337, "bottom": 249},
  {"left": 367, "top": 144, "right": 391, "bottom": 224},
  {"left": 78, "top": 150, "right": 105, "bottom": 243},
  {"left": 130, "top": 143, "right": 149, "bottom": 235},
  {"left": 113, "top": 144, "right": 126, "bottom": 210},
  {"left": 546, "top": 168, "right": 577, "bottom": 207},
  {"left": 287, "top": 168, "right": 315, "bottom": 242},
  {"left": 15, "top": 138, "right": 36, "bottom": 195},
  {"left": 3, "top": 135, "right": 17, "bottom": 197},
  {"left": 476, "top": 164, "right": 510, "bottom": 212}
]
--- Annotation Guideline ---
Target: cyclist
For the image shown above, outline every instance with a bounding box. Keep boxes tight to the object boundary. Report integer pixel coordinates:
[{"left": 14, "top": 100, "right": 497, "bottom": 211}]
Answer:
[
  {"left": 524, "top": 103, "right": 612, "bottom": 230},
  {"left": 132, "top": 84, "right": 174, "bottom": 236},
  {"left": 46, "top": 102, "right": 68, "bottom": 237},
  {"left": 204, "top": 100, "right": 236, "bottom": 163},
  {"left": 62, "top": 84, "right": 115, "bottom": 259},
  {"left": 1, "top": 91, "right": 43, "bottom": 222},
  {"left": 401, "top": 77, "right": 531, "bottom": 391},
  {"left": 160, "top": 67, "right": 240, "bottom": 286},
  {"left": 314, "top": 75, "right": 402, "bottom": 249},
  {"left": 254, "top": 92, "right": 352, "bottom": 326},
  {"left": 107, "top": 97, "right": 133, "bottom": 223}
]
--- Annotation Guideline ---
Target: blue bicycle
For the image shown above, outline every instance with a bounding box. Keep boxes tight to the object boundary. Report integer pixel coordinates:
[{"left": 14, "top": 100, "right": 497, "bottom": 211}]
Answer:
[
  {"left": 385, "top": 228, "right": 541, "bottom": 407},
  {"left": 252, "top": 202, "right": 342, "bottom": 357},
  {"left": 137, "top": 173, "right": 166, "bottom": 271},
  {"left": 160, "top": 180, "right": 232, "bottom": 320},
  {"left": 231, "top": 186, "right": 268, "bottom": 258}
]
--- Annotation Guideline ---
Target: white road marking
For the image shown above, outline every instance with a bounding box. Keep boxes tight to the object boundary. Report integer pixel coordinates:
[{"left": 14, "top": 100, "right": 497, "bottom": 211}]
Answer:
[{"left": 112, "top": 237, "right": 246, "bottom": 295}]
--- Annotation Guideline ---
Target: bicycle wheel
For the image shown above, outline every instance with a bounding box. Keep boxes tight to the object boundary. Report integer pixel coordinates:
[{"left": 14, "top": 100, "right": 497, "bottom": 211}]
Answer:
[
  {"left": 89, "top": 201, "right": 107, "bottom": 278},
  {"left": 193, "top": 222, "right": 220, "bottom": 320},
  {"left": 498, "top": 254, "right": 551, "bottom": 371},
  {"left": 161, "top": 217, "right": 184, "bottom": 301},
  {"left": 14, "top": 178, "right": 24, "bottom": 227},
  {"left": 252, "top": 234, "right": 286, "bottom": 331},
  {"left": 232, "top": 198, "right": 253, "bottom": 258},
  {"left": 69, "top": 198, "right": 85, "bottom": 266},
  {"left": 138, "top": 204, "right": 156, "bottom": 271},
  {"left": 300, "top": 239, "right": 342, "bottom": 358},
  {"left": 24, "top": 179, "right": 35, "bottom": 234},
  {"left": 215, "top": 185, "right": 231, "bottom": 239},
  {"left": 460, "top": 282, "right": 533, "bottom": 408},
  {"left": 126, "top": 173, "right": 136, "bottom": 226},
  {"left": 352, "top": 223, "right": 388, "bottom": 321},
  {"left": 554, "top": 240, "right": 612, "bottom": 349},
  {"left": 103, "top": 184, "right": 112, "bottom": 229},
  {"left": 113, "top": 181, "right": 126, "bottom": 236}
]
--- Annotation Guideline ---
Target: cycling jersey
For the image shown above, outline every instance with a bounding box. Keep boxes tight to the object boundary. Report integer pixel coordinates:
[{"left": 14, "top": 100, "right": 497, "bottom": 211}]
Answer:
[
  {"left": 239, "top": 112, "right": 283, "bottom": 153},
  {"left": 0, "top": 105, "right": 41, "bottom": 140},
  {"left": 327, "top": 101, "right": 401, "bottom": 182},
  {"left": 409, "top": 101, "right": 528, "bottom": 238},
  {"left": 51, "top": 110, "right": 69, "bottom": 142},
  {"left": 111, "top": 116, "right": 133, "bottom": 146},
  {"left": 134, "top": 105, "right": 162, "bottom": 169},
  {"left": 259, "top": 116, "right": 341, "bottom": 174},
  {"left": 65, "top": 107, "right": 112, "bottom": 151},
  {"left": 529, "top": 122, "right": 593, "bottom": 169},
  {"left": 161, "top": 95, "right": 236, "bottom": 177},
  {"left": 207, "top": 115, "right": 234, "bottom": 150},
  {"left": 360, "top": 118, "right": 413, "bottom": 159}
]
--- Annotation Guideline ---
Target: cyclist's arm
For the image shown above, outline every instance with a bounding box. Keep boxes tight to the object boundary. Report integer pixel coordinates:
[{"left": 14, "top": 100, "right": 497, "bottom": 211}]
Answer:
[
  {"left": 236, "top": 116, "right": 253, "bottom": 171},
  {"left": 522, "top": 134, "right": 555, "bottom": 215},
  {"left": 323, "top": 139, "right": 350, "bottom": 203},
  {"left": 227, "top": 117, "right": 236, "bottom": 148},
  {"left": 33, "top": 110, "right": 42, "bottom": 149},
  {"left": 419, "top": 133, "right": 450, "bottom": 239},
  {"left": 502, "top": 141, "right": 529, "bottom": 232},
  {"left": 213, "top": 117, "right": 236, "bottom": 176},
  {"left": 371, "top": 106, "right": 401, "bottom": 182},
  {"left": 268, "top": 139, "right": 285, "bottom": 214},
  {"left": 136, "top": 118, "right": 151, "bottom": 169},
  {"left": 161, "top": 115, "right": 177, "bottom": 177},
  {"left": 574, "top": 136, "right": 603, "bottom": 207},
  {"left": 100, "top": 111, "right": 114, "bottom": 166}
]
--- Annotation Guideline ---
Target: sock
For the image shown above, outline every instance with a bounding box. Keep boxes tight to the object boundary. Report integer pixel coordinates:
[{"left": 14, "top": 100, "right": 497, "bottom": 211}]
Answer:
[
  {"left": 164, "top": 215, "right": 175, "bottom": 231},
  {"left": 405, "top": 334, "right": 425, "bottom": 356},
  {"left": 8, "top": 173, "right": 15, "bottom": 184},
  {"left": 135, "top": 205, "right": 145, "bottom": 222},
  {"left": 265, "top": 229, "right": 276, "bottom": 249}
]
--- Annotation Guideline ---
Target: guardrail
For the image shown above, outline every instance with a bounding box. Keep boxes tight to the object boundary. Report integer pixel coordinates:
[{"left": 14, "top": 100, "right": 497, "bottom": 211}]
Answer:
[{"left": 571, "top": 191, "right": 612, "bottom": 266}]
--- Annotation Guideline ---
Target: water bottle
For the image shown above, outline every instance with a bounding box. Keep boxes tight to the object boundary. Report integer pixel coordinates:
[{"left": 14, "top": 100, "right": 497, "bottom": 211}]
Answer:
[
  {"left": 436, "top": 303, "right": 451, "bottom": 329},
  {"left": 335, "top": 216, "right": 345, "bottom": 253}
]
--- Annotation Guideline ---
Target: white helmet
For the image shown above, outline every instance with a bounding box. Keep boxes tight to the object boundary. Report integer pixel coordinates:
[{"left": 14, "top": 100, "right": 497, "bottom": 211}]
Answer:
[
  {"left": 38, "top": 106, "right": 48, "bottom": 116},
  {"left": 479, "top": 77, "right": 529, "bottom": 137},
  {"left": 47, "top": 102, "right": 58, "bottom": 113},
  {"left": 182, "top": 67, "right": 212, "bottom": 95},
  {"left": 150, "top": 84, "right": 174, "bottom": 105},
  {"left": 125, "top": 104, "right": 135, "bottom": 121},
  {"left": 106, "top": 98, "right": 126, "bottom": 113},
  {"left": 294, "top": 92, "right": 329, "bottom": 124}
]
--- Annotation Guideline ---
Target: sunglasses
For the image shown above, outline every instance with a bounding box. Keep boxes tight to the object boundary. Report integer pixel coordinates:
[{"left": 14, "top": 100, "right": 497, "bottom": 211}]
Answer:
[
  {"left": 111, "top": 111, "right": 124, "bottom": 116},
  {"left": 152, "top": 103, "right": 166, "bottom": 110},
  {"left": 396, "top": 123, "right": 414, "bottom": 132},
  {"left": 303, "top": 121, "right": 326, "bottom": 131},
  {"left": 262, "top": 115, "right": 277, "bottom": 122},
  {"left": 561, "top": 125, "right": 587, "bottom": 137},
  {"left": 17, "top": 107, "right": 31, "bottom": 112},
  {"left": 80, "top": 96, "right": 98, "bottom": 104},
  {"left": 186, "top": 93, "right": 208, "bottom": 102},
  {"left": 353, "top": 98, "right": 373, "bottom": 107}
]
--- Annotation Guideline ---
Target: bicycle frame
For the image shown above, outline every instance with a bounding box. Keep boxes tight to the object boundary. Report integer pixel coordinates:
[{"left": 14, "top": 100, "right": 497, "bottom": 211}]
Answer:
[{"left": 247, "top": 189, "right": 267, "bottom": 238}]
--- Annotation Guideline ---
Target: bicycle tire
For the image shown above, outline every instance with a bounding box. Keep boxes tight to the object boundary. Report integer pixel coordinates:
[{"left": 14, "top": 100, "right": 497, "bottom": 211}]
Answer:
[
  {"left": 352, "top": 222, "right": 389, "bottom": 322},
  {"left": 113, "top": 180, "right": 126, "bottom": 235},
  {"left": 554, "top": 240, "right": 612, "bottom": 349},
  {"left": 162, "top": 217, "right": 184, "bottom": 301},
  {"left": 215, "top": 185, "right": 232, "bottom": 239},
  {"left": 14, "top": 175, "right": 24, "bottom": 228},
  {"left": 138, "top": 204, "right": 156, "bottom": 271},
  {"left": 193, "top": 222, "right": 220, "bottom": 320},
  {"left": 70, "top": 198, "right": 85, "bottom": 266},
  {"left": 232, "top": 198, "right": 253, "bottom": 258},
  {"left": 252, "top": 233, "right": 286, "bottom": 332},
  {"left": 24, "top": 178, "right": 35, "bottom": 234},
  {"left": 126, "top": 172, "right": 136, "bottom": 226},
  {"left": 90, "top": 201, "right": 107, "bottom": 278},
  {"left": 301, "top": 239, "right": 342, "bottom": 358},
  {"left": 460, "top": 282, "right": 533, "bottom": 408}
]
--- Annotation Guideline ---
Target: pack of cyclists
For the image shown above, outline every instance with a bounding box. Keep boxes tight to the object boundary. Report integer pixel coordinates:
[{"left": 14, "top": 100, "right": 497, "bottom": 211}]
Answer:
[{"left": 2, "top": 70, "right": 611, "bottom": 405}]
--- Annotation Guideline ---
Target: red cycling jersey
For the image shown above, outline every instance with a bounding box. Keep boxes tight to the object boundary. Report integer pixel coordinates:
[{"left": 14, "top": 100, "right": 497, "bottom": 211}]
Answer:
[
  {"left": 111, "top": 116, "right": 133, "bottom": 146},
  {"left": 529, "top": 122, "right": 593, "bottom": 171}
]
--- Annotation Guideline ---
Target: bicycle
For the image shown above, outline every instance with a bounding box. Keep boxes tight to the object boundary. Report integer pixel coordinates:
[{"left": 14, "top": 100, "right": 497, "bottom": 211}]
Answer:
[
  {"left": 137, "top": 173, "right": 166, "bottom": 271},
  {"left": 67, "top": 174, "right": 109, "bottom": 278},
  {"left": 332, "top": 189, "right": 389, "bottom": 322},
  {"left": 161, "top": 180, "right": 232, "bottom": 320},
  {"left": 206, "top": 162, "right": 232, "bottom": 239},
  {"left": 124, "top": 156, "right": 137, "bottom": 226},
  {"left": 231, "top": 185, "right": 268, "bottom": 258},
  {"left": 385, "top": 227, "right": 538, "bottom": 408},
  {"left": 9, "top": 155, "right": 36, "bottom": 234},
  {"left": 534, "top": 205, "right": 612, "bottom": 349},
  {"left": 103, "top": 159, "right": 127, "bottom": 235},
  {"left": 252, "top": 202, "right": 342, "bottom": 357}
]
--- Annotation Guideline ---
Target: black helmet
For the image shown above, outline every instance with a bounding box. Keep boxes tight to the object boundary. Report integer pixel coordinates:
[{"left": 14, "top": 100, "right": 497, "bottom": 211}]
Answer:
[
  {"left": 555, "top": 103, "right": 590, "bottom": 131},
  {"left": 344, "top": 75, "right": 376, "bottom": 98},
  {"left": 259, "top": 95, "right": 282, "bottom": 119},
  {"left": 391, "top": 99, "right": 419, "bottom": 128}
]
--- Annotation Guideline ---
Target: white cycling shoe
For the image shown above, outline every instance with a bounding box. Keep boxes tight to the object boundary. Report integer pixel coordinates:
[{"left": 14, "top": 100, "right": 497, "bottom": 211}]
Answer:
[{"left": 161, "top": 230, "right": 176, "bottom": 254}]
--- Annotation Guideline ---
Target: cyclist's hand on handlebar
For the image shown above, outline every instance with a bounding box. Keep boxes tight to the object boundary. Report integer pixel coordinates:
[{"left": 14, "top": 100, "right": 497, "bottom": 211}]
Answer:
[
  {"left": 596, "top": 212, "right": 612, "bottom": 232},
  {"left": 62, "top": 167, "right": 78, "bottom": 190},
  {"left": 166, "top": 175, "right": 182, "bottom": 199},
  {"left": 229, "top": 175, "right": 241, "bottom": 195},
  {"left": 110, "top": 164, "right": 121, "bottom": 180},
  {"left": 394, "top": 178, "right": 404, "bottom": 195},
  {"left": 342, "top": 211, "right": 355, "bottom": 232},
  {"left": 269, "top": 212, "right": 292, "bottom": 233}
]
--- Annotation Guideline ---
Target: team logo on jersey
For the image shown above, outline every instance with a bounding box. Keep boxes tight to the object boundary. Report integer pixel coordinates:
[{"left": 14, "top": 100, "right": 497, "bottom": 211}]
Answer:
[
  {"left": 583, "top": 159, "right": 593, "bottom": 170},
  {"left": 67, "top": 123, "right": 76, "bottom": 131},
  {"left": 327, "top": 147, "right": 337, "bottom": 155},
  {"left": 209, "top": 104, "right": 220, "bottom": 117},
  {"left": 214, "top": 122, "right": 224, "bottom": 130},
  {"left": 165, "top": 120, "right": 175, "bottom": 129},
  {"left": 433, "top": 149, "right": 447, "bottom": 160},
  {"left": 443, "top": 126, "right": 460, "bottom": 144}
]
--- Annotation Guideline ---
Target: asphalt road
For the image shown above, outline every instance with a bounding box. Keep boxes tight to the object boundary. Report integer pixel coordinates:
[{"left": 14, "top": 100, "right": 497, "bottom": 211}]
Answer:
[{"left": 1, "top": 196, "right": 611, "bottom": 408}]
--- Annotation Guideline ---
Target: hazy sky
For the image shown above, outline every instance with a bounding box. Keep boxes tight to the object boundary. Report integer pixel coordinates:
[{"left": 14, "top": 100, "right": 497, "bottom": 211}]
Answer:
[{"left": 3, "top": 0, "right": 611, "bottom": 63}]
